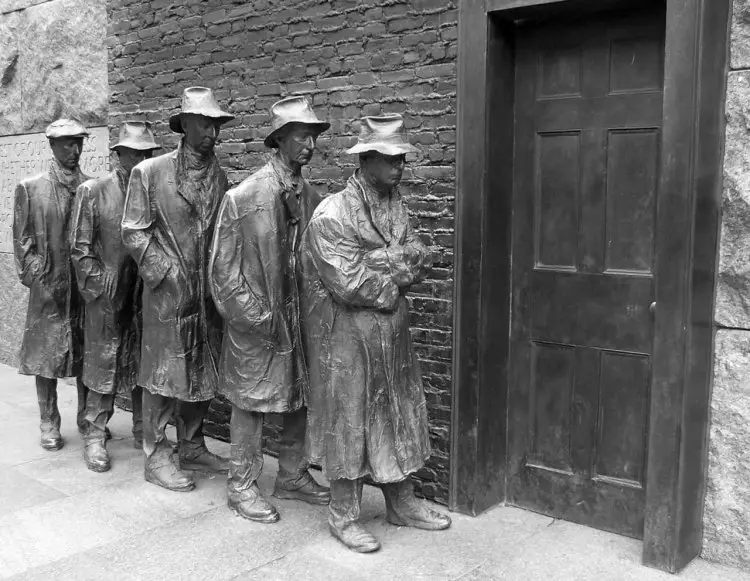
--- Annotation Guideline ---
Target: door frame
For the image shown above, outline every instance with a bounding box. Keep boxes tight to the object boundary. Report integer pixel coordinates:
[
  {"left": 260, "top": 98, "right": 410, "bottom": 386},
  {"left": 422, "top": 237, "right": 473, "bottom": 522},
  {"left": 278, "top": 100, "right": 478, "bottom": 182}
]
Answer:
[{"left": 450, "top": 0, "right": 731, "bottom": 573}]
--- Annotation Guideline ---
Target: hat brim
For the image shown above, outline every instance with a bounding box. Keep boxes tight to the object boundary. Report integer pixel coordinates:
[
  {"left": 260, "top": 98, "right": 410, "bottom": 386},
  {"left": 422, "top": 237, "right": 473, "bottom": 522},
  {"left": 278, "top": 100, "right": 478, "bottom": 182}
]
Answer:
[
  {"left": 345, "top": 142, "right": 419, "bottom": 156},
  {"left": 169, "top": 111, "right": 235, "bottom": 133},
  {"left": 263, "top": 121, "right": 331, "bottom": 148},
  {"left": 111, "top": 141, "right": 161, "bottom": 151},
  {"left": 47, "top": 131, "right": 90, "bottom": 139}
]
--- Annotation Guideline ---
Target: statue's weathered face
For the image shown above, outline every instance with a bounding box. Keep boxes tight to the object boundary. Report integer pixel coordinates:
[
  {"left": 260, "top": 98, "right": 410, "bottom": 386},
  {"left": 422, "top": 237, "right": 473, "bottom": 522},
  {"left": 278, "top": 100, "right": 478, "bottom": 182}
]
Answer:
[
  {"left": 181, "top": 114, "right": 221, "bottom": 155},
  {"left": 361, "top": 152, "right": 406, "bottom": 190},
  {"left": 116, "top": 146, "right": 153, "bottom": 176},
  {"left": 277, "top": 123, "right": 317, "bottom": 167},
  {"left": 49, "top": 137, "right": 84, "bottom": 170}
]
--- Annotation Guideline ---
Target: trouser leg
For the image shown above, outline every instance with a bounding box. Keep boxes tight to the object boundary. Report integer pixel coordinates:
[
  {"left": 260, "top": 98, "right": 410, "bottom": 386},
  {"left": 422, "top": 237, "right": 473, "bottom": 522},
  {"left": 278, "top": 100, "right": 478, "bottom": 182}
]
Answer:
[
  {"left": 142, "top": 389, "right": 177, "bottom": 459},
  {"left": 329, "top": 478, "right": 363, "bottom": 530},
  {"left": 76, "top": 377, "right": 88, "bottom": 432},
  {"left": 177, "top": 399, "right": 230, "bottom": 473},
  {"left": 176, "top": 399, "right": 210, "bottom": 450},
  {"left": 36, "top": 376, "right": 61, "bottom": 433},
  {"left": 276, "top": 407, "right": 307, "bottom": 481},
  {"left": 142, "top": 389, "right": 194, "bottom": 491},
  {"left": 327, "top": 477, "right": 379, "bottom": 552},
  {"left": 131, "top": 385, "right": 143, "bottom": 442},
  {"left": 84, "top": 390, "right": 115, "bottom": 441},
  {"left": 227, "top": 406, "right": 264, "bottom": 496}
]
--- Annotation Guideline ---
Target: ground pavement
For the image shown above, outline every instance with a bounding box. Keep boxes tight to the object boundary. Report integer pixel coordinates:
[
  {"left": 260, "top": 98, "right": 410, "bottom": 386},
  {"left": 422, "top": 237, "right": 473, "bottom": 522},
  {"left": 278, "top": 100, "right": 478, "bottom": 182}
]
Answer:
[{"left": 0, "top": 364, "right": 746, "bottom": 580}]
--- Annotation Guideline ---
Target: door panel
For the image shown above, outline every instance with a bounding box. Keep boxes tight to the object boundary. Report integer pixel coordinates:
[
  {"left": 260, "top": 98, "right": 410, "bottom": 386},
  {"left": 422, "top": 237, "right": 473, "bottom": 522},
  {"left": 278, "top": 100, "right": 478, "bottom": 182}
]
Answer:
[{"left": 508, "top": 7, "right": 665, "bottom": 539}]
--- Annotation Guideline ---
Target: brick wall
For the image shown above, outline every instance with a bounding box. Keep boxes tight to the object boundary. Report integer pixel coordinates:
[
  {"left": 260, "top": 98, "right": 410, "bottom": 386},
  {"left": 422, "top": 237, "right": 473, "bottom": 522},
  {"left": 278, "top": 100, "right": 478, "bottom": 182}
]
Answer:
[{"left": 107, "top": 0, "right": 457, "bottom": 504}]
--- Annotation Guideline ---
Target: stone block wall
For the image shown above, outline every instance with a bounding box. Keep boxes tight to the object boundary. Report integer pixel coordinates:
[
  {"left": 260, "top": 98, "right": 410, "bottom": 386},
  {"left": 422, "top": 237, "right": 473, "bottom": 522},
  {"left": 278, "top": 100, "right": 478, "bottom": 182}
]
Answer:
[
  {"left": 107, "top": 0, "right": 457, "bottom": 503},
  {"left": 704, "top": 0, "right": 750, "bottom": 571},
  {"left": 0, "top": 0, "right": 107, "bottom": 366}
]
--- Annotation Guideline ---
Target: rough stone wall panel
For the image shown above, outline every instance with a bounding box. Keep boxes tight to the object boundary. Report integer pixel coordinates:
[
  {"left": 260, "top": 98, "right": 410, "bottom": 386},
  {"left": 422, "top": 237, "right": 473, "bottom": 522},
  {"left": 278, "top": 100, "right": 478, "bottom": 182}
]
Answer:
[
  {"left": 704, "top": 330, "right": 750, "bottom": 570},
  {"left": 108, "top": 0, "right": 457, "bottom": 504},
  {"left": 706, "top": 0, "right": 750, "bottom": 571}
]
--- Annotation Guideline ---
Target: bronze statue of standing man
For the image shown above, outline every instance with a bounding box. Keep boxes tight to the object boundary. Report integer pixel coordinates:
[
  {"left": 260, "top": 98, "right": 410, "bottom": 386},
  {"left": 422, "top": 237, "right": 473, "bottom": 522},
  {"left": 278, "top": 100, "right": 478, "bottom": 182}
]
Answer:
[
  {"left": 303, "top": 115, "right": 451, "bottom": 552},
  {"left": 122, "top": 88, "right": 231, "bottom": 491},
  {"left": 13, "top": 119, "right": 92, "bottom": 451},
  {"left": 72, "top": 122, "right": 160, "bottom": 472},
  {"left": 209, "top": 96, "right": 330, "bottom": 523}
]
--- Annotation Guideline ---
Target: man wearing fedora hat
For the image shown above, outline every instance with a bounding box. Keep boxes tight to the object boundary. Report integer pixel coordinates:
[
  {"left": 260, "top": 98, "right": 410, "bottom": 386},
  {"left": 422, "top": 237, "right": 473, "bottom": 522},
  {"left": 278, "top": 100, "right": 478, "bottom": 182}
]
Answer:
[
  {"left": 209, "top": 96, "right": 331, "bottom": 523},
  {"left": 13, "top": 118, "right": 93, "bottom": 451},
  {"left": 72, "top": 121, "right": 161, "bottom": 472},
  {"left": 122, "top": 88, "right": 232, "bottom": 491},
  {"left": 302, "top": 114, "right": 451, "bottom": 552}
]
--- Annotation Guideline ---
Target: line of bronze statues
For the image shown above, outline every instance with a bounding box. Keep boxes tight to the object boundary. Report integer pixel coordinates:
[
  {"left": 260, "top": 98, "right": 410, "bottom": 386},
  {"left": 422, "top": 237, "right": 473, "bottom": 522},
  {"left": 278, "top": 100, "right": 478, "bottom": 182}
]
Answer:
[{"left": 12, "top": 87, "right": 450, "bottom": 553}]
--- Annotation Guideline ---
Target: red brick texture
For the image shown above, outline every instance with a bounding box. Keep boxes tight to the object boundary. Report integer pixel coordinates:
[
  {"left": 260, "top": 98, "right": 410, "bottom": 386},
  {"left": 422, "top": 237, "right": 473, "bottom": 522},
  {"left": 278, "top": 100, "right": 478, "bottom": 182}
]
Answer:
[{"left": 108, "top": 0, "right": 457, "bottom": 504}]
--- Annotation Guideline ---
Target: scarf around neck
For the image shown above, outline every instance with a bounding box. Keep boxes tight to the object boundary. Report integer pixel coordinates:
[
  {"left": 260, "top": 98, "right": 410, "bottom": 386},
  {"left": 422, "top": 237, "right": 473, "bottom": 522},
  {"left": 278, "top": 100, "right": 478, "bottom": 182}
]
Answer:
[
  {"left": 353, "top": 170, "right": 397, "bottom": 243},
  {"left": 270, "top": 152, "right": 303, "bottom": 223},
  {"left": 112, "top": 155, "right": 130, "bottom": 195},
  {"left": 175, "top": 140, "right": 223, "bottom": 222},
  {"left": 49, "top": 158, "right": 85, "bottom": 195}
]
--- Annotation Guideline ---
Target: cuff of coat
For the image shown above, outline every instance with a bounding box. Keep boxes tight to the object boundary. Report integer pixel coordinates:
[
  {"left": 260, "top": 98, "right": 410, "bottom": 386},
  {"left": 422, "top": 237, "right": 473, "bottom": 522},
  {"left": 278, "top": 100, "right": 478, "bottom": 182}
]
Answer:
[{"left": 374, "top": 282, "right": 400, "bottom": 311}]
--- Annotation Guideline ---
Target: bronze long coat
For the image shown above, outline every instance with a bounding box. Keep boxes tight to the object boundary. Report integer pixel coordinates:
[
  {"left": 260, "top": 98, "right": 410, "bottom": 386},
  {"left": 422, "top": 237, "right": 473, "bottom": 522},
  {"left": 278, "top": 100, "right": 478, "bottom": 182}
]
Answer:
[
  {"left": 13, "top": 166, "right": 88, "bottom": 378},
  {"left": 209, "top": 157, "right": 321, "bottom": 413},
  {"left": 301, "top": 173, "right": 432, "bottom": 484},
  {"left": 72, "top": 171, "right": 140, "bottom": 395},
  {"left": 122, "top": 149, "right": 225, "bottom": 402}
]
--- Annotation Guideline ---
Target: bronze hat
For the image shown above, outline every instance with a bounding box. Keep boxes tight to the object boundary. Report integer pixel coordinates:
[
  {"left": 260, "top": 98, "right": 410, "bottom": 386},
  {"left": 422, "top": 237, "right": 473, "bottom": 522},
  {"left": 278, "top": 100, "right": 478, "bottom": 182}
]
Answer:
[
  {"left": 169, "top": 87, "right": 235, "bottom": 133},
  {"left": 264, "top": 96, "right": 330, "bottom": 148},
  {"left": 45, "top": 119, "right": 89, "bottom": 139},
  {"left": 111, "top": 121, "right": 160, "bottom": 151},
  {"left": 346, "top": 114, "right": 419, "bottom": 156}
]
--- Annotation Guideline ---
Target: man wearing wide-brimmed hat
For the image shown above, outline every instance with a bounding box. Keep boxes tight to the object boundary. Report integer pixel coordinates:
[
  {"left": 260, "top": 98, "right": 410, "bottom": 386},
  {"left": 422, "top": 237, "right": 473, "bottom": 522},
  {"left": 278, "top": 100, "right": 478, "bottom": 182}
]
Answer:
[
  {"left": 302, "top": 114, "right": 451, "bottom": 552},
  {"left": 209, "top": 96, "right": 331, "bottom": 523},
  {"left": 72, "top": 121, "right": 161, "bottom": 473},
  {"left": 122, "top": 88, "right": 232, "bottom": 491},
  {"left": 13, "top": 118, "right": 93, "bottom": 452}
]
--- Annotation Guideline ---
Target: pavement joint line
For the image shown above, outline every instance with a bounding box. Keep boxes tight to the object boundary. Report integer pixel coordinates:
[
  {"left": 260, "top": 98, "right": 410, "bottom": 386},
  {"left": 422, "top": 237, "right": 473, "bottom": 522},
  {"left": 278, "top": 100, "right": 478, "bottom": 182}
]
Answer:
[
  {"left": 229, "top": 554, "right": 288, "bottom": 580},
  {"left": 451, "top": 559, "right": 491, "bottom": 580}
]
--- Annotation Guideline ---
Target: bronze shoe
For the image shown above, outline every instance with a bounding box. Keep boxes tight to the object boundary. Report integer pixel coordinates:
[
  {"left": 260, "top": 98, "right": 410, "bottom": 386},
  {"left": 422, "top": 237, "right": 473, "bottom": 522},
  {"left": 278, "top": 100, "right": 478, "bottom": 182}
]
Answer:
[
  {"left": 273, "top": 471, "right": 330, "bottom": 505},
  {"left": 228, "top": 485, "right": 280, "bottom": 524},
  {"left": 179, "top": 445, "right": 230, "bottom": 473},
  {"left": 84, "top": 439, "right": 111, "bottom": 473},
  {"left": 145, "top": 456, "right": 195, "bottom": 492},
  {"left": 329, "top": 522, "right": 381, "bottom": 553},
  {"left": 384, "top": 494, "right": 451, "bottom": 531},
  {"left": 40, "top": 427, "right": 64, "bottom": 451}
]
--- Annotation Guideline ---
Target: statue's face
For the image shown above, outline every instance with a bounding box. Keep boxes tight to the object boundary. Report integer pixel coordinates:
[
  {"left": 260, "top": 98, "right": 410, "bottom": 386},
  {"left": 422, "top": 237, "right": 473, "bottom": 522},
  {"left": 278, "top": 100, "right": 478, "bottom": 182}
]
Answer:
[
  {"left": 181, "top": 114, "right": 221, "bottom": 154},
  {"left": 117, "top": 146, "right": 153, "bottom": 176},
  {"left": 277, "top": 123, "right": 317, "bottom": 167},
  {"left": 49, "top": 137, "right": 84, "bottom": 170},
  {"left": 362, "top": 152, "right": 406, "bottom": 189}
]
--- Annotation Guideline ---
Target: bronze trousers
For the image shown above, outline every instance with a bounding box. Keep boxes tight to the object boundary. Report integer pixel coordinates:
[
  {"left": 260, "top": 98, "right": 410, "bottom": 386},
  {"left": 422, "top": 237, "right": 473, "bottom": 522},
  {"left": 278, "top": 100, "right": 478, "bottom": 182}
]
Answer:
[
  {"left": 228, "top": 406, "right": 307, "bottom": 496},
  {"left": 142, "top": 388, "right": 209, "bottom": 459},
  {"left": 36, "top": 376, "right": 87, "bottom": 433}
]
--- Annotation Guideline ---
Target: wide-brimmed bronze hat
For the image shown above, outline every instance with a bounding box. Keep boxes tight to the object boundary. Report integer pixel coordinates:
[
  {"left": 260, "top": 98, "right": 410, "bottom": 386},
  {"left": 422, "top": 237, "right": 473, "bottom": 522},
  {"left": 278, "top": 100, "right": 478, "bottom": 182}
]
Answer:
[
  {"left": 45, "top": 119, "right": 89, "bottom": 139},
  {"left": 346, "top": 114, "right": 419, "bottom": 156},
  {"left": 264, "top": 96, "right": 330, "bottom": 148},
  {"left": 111, "top": 121, "right": 160, "bottom": 151},
  {"left": 169, "top": 87, "right": 235, "bottom": 133}
]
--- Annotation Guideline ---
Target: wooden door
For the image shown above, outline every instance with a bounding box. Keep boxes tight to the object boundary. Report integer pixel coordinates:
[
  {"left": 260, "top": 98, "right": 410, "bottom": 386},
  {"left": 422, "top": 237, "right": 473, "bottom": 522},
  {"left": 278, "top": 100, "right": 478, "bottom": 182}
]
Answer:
[{"left": 508, "top": 7, "right": 666, "bottom": 539}]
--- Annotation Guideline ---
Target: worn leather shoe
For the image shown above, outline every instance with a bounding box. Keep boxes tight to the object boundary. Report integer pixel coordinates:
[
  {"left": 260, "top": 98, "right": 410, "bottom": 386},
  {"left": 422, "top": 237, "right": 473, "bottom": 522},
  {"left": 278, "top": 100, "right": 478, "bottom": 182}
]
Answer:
[
  {"left": 40, "top": 427, "right": 64, "bottom": 451},
  {"left": 273, "top": 471, "right": 330, "bottom": 505},
  {"left": 179, "top": 445, "right": 230, "bottom": 473},
  {"left": 228, "top": 485, "right": 279, "bottom": 524},
  {"left": 145, "top": 457, "right": 195, "bottom": 492},
  {"left": 84, "top": 439, "right": 111, "bottom": 473},
  {"left": 329, "top": 522, "right": 381, "bottom": 553},
  {"left": 384, "top": 495, "right": 451, "bottom": 530}
]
